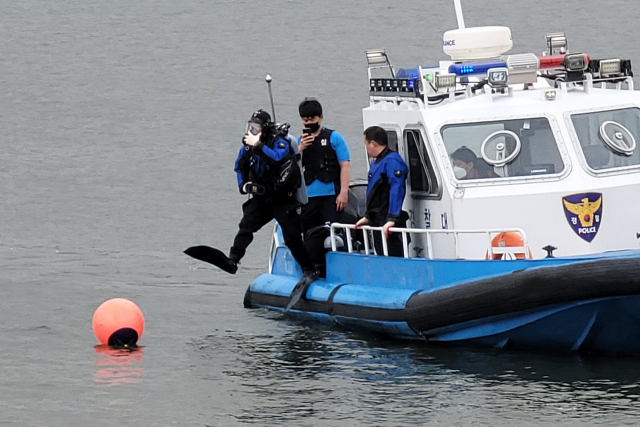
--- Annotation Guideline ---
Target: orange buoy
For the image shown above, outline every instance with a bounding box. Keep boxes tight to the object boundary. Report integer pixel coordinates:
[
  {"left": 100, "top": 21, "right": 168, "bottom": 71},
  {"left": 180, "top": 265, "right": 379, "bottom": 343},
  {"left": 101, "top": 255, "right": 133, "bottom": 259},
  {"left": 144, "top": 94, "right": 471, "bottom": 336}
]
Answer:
[
  {"left": 485, "top": 232, "right": 533, "bottom": 260},
  {"left": 92, "top": 298, "right": 145, "bottom": 347}
]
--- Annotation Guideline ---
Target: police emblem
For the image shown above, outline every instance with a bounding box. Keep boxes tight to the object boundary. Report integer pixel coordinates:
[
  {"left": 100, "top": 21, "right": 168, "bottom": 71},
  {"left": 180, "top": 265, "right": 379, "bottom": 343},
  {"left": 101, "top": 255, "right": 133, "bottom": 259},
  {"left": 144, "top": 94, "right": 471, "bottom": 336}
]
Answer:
[
  {"left": 277, "top": 142, "right": 286, "bottom": 148},
  {"left": 321, "top": 139, "right": 327, "bottom": 146},
  {"left": 394, "top": 169, "right": 402, "bottom": 177},
  {"left": 561, "top": 192, "right": 603, "bottom": 242}
]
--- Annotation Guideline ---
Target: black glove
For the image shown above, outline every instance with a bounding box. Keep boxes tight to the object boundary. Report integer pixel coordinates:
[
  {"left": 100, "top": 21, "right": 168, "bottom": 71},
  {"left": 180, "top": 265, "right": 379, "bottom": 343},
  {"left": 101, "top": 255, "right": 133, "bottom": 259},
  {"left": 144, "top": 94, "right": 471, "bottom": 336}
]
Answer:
[{"left": 240, "top": 182, "right": 266, "bottom": 196}]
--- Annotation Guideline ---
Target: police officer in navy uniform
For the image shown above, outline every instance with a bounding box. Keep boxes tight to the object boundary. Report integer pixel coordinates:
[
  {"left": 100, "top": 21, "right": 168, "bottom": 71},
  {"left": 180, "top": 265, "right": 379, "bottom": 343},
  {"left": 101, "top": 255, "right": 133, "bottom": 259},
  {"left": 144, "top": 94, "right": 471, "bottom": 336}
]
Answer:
[
  {"left": 297, "top": 98, "right": 351, "bottom": 232},
  {"left": 223, "top": 110, "right": 315, "bottom": 276},
  {"left": 355, "top": 126, "right": 409, "bottom": 257}
]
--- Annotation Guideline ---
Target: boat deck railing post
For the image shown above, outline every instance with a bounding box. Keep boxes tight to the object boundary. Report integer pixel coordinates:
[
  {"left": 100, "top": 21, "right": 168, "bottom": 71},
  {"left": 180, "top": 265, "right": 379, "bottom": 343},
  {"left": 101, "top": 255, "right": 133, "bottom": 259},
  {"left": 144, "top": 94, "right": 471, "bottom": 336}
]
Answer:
[
  {"left": 402, "top": 232, "right": 409, "bottom": 258},
  {"left": 381, "top": 231, "right": 389, "bottom": 256},
  {"left": 363, "top": 229, "right": 371, "bottom": 254},
  {"left": 346, "top": 228, "right": 353, "bottom": 252}
]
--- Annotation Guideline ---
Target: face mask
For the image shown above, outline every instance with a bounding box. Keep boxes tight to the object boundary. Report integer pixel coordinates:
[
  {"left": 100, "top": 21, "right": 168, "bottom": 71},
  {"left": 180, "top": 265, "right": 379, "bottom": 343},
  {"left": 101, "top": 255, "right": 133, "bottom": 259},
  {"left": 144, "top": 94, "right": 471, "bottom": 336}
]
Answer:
[
  {"left": 247, "top": 122, "right": 262, "bottom": 136},
  {"left": 305, "top": 122, "right": 320, "bottom": 134},
  {"left": 453, "top": 166, "right": 467, "bottom": 179}
]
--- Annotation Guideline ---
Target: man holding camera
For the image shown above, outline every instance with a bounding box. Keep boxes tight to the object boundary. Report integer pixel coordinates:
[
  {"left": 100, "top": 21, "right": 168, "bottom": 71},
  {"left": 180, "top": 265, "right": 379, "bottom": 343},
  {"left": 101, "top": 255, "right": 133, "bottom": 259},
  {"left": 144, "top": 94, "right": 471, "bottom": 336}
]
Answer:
[
  {"left": 189, "top": 109, "right": 314, "bottom": 276},
  {"left": 297, "top": 98, "right": 351, "bottom": 232}
]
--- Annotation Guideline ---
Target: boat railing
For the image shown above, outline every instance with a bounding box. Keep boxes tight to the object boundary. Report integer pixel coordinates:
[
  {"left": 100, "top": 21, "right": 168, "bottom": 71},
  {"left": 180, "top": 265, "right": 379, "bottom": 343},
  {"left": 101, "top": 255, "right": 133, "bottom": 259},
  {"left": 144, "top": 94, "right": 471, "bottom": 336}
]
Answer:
[{"left": 329, "top": 223, "right": 532, "bottom": 260}]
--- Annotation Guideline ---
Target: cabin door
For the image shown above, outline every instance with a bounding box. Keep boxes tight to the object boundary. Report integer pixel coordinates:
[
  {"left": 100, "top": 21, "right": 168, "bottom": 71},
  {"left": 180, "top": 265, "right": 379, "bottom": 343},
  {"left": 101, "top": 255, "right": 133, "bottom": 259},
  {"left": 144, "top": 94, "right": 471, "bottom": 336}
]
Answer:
[{"left": 400, "top": 127, "right": 453, "bottom": 258}]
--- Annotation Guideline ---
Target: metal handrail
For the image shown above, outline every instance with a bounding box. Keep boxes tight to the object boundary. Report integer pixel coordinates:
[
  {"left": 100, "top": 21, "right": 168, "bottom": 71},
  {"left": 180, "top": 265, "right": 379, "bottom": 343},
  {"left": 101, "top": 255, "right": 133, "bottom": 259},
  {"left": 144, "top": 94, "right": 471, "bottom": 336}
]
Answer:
[{"left": 329, "top": 223, "right": 531, "bottom": 260}]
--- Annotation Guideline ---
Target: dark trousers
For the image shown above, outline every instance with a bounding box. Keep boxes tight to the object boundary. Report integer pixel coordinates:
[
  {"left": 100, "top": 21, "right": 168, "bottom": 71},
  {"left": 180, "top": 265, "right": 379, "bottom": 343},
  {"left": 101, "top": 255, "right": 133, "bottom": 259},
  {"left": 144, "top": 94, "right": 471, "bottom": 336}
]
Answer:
[
  {"left": 301, "top": 195, "right": 343, "bottom": 235},
  {"left": 370, "top": 216, "right": 408, "bottom": 258},
  {"left": 230, "top": 196, "right": 313, "bottom": 271},
  {"left": 373, "top": 233, "right": 404, "bottom": 257}
]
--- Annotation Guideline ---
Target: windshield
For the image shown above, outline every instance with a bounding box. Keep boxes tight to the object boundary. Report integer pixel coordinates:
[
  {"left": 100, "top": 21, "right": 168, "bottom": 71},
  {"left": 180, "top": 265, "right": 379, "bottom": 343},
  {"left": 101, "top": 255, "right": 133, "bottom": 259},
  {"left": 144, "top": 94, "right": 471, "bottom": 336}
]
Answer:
[
  {"left": 570, "top": 107, "right": 640, "bottom": 171},
  {"left": 441, "top": 117, "right": 564, "bottom": 180}
]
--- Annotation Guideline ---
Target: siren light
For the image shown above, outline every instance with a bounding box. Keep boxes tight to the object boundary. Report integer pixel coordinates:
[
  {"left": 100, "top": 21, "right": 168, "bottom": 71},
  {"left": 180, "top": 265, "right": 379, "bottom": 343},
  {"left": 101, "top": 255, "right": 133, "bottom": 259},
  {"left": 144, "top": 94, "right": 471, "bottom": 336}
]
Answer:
[
  {"left": 448, "top": 60, "right": 508, "bottom": 76},
  {"left": 538, "top": 55, "right": 566, "bottom": 69}
]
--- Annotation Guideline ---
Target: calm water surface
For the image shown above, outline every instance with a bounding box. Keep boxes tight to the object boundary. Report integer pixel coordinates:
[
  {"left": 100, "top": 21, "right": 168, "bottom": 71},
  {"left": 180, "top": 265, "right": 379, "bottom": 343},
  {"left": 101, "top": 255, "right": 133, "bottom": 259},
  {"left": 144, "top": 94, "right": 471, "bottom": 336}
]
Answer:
[{"left": 2, "top": 0, "right": 640, "bottom": 425}]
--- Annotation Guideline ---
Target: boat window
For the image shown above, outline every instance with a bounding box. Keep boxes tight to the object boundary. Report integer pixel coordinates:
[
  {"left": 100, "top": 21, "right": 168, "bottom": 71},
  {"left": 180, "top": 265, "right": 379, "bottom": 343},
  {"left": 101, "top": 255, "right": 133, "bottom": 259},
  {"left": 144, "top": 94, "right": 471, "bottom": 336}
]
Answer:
[
  {"left": 405, "top": 130, "right": 439, "bottom": 196},
  {"left": 570, "top": 107, "right": 640, "bottom": 171},
  {"left": 441, "top": 117, "right": 564, "bottom": 180},
  {"left": 386, "top": 130, "right": 398, "bottom": 152}
]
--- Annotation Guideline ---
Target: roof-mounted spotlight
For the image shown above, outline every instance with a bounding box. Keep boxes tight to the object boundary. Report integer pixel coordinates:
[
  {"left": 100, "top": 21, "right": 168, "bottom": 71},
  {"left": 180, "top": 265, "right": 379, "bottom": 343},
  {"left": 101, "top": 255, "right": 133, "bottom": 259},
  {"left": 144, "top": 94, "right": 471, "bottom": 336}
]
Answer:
[
  {"left": 564, "top": 53, "right": 590, "bottom": 72},
  {"left": 563, "top": 53, "right": 590, "bottom": 82},
  {"left": 487, "top": 67, "right": 509, "bottom": 88},
  {"left": 546, "top": 32, "right": 567, "bottom": 55},
  {"left": 365, "top": 48, "right": 395, "bottom": 78}
]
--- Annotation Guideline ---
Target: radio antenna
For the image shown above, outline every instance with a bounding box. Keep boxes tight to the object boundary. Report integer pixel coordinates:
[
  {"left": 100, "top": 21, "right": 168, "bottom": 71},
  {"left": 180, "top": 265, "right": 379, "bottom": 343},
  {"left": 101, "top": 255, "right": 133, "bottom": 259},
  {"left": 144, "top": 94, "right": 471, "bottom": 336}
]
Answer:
[
  {"left": 454, "top": 0, "right": 466, "bottom": 29},
  {"left": 265, "top": 74, "right": 277, "bottom": 122}
]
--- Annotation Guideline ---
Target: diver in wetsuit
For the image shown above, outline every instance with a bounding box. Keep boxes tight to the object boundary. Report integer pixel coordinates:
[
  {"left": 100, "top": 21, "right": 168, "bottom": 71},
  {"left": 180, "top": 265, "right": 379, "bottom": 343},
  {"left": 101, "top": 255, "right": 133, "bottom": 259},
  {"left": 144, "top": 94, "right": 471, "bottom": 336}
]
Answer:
[{"left": 185, "top": 109, "right": 316, "bottom": 279}]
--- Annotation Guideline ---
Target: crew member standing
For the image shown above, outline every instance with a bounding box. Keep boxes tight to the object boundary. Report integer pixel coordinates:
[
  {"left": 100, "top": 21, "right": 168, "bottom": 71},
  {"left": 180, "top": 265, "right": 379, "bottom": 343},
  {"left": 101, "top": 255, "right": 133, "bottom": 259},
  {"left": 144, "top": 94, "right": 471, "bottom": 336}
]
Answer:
[
  {"left": 187, "top": 109, "right": 315, "bottom": 278},
  {"left": 297, "top": 98, "right": 350, "bottom": 232},
  {"left": 355, "top": 126, "right": 409, "bottom": 257}
]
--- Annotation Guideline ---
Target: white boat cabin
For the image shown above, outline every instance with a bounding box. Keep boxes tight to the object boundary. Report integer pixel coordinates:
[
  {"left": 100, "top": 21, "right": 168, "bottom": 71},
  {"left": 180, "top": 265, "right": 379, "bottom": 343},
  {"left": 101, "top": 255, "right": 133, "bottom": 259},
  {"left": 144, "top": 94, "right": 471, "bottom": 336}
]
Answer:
[{"left": 356, "top": 27, "right": 639, "bottom": 260}]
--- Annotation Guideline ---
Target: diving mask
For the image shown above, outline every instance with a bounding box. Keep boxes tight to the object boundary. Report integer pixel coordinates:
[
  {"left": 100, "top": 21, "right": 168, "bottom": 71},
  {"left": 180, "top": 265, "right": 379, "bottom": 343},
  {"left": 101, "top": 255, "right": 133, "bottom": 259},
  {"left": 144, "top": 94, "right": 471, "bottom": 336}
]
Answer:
[{"left": 246, "top": 121, "right": 262, "bottom": 136}]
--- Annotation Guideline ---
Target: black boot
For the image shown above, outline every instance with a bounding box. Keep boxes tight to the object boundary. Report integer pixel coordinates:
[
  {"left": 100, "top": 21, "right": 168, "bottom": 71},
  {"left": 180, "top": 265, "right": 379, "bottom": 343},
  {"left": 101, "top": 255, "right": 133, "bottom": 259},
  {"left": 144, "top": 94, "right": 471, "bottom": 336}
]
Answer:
[{"left": 224, "top": 253, "right": 239, "bottom": 274}]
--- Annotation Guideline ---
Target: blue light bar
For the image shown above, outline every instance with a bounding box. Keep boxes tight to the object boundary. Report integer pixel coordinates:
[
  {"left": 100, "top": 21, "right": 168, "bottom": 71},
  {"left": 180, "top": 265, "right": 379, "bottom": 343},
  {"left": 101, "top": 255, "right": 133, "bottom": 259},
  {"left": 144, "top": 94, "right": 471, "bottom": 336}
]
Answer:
[{"left": 448, "top": 60, "right": 508, "bottom": 76}]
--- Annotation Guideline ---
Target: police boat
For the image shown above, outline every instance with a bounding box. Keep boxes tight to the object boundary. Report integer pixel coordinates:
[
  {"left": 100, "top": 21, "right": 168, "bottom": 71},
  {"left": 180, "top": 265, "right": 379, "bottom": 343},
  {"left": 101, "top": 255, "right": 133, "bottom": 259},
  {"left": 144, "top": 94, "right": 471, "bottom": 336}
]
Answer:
[{"left": 243, "top": 2, "right": 640, "bottom": 354}]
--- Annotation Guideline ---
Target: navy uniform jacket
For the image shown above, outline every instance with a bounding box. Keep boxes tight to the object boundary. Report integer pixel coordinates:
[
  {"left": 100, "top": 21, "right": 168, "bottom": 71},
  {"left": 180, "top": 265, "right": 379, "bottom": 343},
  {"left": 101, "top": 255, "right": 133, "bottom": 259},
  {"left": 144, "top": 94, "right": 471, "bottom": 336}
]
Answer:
[
  {"left": 365, "top": 147, "right": 409, "bottom": 225},
  {"left": 234, "top": 137, "right": 290, "bottom": 188}
]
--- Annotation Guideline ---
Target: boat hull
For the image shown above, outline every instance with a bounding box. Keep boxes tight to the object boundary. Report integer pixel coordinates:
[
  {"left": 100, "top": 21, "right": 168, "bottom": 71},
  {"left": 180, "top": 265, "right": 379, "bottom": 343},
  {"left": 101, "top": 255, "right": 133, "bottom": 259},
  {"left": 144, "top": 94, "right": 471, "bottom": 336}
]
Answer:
[{"left": 245, "top": 249, "right": 640, "bottom": 354}]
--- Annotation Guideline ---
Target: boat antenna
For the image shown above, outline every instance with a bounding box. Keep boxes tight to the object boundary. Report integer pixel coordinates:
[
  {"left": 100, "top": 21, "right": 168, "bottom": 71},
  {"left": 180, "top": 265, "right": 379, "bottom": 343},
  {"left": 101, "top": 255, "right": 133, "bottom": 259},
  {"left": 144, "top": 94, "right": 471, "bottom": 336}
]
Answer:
[
  {"left": 454, "top": 0, "right": 466, "bottom": 29},
  {"left": 265, "top": 74, "right": 277, "bottom": 123}
]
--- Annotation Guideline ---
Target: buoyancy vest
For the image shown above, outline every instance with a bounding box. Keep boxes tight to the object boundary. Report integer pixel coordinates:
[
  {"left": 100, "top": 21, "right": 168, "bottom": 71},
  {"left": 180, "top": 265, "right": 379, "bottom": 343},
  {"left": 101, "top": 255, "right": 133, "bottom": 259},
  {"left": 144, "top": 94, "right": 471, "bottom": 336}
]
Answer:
[
  {"left": 241, "top": 132, "right": 302, "bottom": 199},
  {"left": 272, "top": 137, "right": 302, "bottom": 197},
  {"left": 302, "top": 128, "right": 340, "bottom": 186}
]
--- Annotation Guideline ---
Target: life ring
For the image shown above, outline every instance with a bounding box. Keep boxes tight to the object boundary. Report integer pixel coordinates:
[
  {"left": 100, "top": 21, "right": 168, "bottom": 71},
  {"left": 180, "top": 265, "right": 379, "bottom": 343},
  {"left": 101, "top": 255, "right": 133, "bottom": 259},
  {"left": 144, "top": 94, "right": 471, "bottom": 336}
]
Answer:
[{"left": 485, "top": 232, "right": 533, "bottom": 260}]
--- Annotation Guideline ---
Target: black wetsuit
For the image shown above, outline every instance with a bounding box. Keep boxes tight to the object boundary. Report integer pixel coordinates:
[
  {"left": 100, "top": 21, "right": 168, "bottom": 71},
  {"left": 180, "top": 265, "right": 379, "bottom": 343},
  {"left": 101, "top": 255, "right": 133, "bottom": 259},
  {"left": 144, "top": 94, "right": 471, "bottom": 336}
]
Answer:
[{"left": 231, "top": 135, "right": 313, "bottom": 271}]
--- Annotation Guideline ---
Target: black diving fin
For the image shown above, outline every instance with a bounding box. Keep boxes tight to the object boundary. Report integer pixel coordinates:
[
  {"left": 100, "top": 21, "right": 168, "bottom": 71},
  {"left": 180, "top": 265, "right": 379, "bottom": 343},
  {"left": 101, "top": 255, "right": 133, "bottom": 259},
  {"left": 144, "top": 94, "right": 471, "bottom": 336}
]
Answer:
[
  {"left": 284, "top": 271, "right": 319, "bottom": 312},
  {"left": 184, "top": 246, "right": 238, "bottom": 274}
]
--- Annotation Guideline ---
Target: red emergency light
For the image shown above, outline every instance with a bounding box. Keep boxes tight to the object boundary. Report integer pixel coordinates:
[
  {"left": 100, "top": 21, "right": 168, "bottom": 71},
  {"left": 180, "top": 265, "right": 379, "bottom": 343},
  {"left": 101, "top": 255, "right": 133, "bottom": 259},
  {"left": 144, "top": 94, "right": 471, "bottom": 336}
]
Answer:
[{"left": 538, "top": 54, "right": 566, "bottom": 69}]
